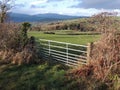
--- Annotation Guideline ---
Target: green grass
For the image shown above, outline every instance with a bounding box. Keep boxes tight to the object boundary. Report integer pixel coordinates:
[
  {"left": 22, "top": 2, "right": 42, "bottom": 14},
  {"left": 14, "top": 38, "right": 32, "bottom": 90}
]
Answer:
[
  {"left": 28, "top": 30, "right": 100, "bottom": 45},
  {"left": 0, "top": 62, "right": 114, "bottom": 90},
  {"left": 0, "top": 62, "right": 72, "bottom": 90}
]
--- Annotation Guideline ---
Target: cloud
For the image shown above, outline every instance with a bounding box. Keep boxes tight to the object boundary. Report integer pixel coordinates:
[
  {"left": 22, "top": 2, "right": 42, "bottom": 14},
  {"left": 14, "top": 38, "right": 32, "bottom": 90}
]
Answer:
[
  {"left": 15, "top": 4, "right": 25, "bottom": 8},
  {"left": 73, "top": 0, "right": 120, "bottom": 9},
  {"left": 13, "top": 0, "right": 120, "bottom": 16},
  {"left": 47, "top": 0, "right": 64, "bottom": 2},
  {"left": 29, "top": 0, "right": 48, "bottom": 6}
]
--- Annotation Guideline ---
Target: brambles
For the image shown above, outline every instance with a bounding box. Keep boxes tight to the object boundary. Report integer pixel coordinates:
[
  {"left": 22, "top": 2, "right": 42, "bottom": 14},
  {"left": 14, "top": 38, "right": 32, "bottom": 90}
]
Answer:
[
  {"left": 0, "top": 22, "right": 39, "bottom": 65},
  {"left": 90, "top": 12, "right": 120, "bottom": 82},
  {"left": 69, "top": 12, "right": 120, "bottom": 90}
]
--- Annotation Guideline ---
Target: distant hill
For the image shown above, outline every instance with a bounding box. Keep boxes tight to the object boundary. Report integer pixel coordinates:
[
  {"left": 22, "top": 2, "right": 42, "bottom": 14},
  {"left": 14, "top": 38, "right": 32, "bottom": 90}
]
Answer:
[{"left": 9, "top": 13, "right": 87, "bottom": 22}]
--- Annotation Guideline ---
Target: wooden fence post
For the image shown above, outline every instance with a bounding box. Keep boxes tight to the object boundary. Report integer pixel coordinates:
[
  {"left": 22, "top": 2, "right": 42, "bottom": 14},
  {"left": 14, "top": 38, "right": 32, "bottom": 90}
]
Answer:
[{"left": 87, "top": 42, "right": 93, "bottom": 64}]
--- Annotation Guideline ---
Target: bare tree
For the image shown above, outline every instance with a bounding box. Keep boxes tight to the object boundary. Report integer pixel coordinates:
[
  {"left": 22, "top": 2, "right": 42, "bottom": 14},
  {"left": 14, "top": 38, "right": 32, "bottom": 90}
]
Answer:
[{"left": 0, "top": 0, "right": 13, "bottom": 23}]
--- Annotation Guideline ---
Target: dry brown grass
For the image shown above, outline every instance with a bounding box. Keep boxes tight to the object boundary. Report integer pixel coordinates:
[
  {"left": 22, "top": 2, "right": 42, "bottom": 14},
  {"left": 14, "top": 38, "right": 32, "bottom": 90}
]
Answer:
[
  {"left": 69, "top": 12, "right": 120, "bottom": 89},
  {"left": 12, "top": 47, "right": 38, "bottom": 65}
]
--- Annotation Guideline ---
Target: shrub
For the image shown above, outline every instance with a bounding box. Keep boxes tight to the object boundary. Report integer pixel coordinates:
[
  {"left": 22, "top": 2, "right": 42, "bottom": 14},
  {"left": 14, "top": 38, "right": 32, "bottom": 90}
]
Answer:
[
  {"left": 44, "top": 31, "right": 55, "bottom": 34},
  {"left": 68, "top": 12, "right": 120, "bottom": 90},
  {"left": 0, "top": 22, "right": 39, "bottom": 65},
  {"left": 20, "top": 22, "right": 31, "bottom": 48}
]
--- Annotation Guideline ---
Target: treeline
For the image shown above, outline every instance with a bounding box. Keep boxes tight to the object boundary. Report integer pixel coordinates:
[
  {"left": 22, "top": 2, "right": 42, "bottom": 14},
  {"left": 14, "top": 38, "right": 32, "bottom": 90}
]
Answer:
[
  {"left": 31, "top": 18, "right": 95, "bottom": 31},
  {"left": 31, "top": 14, "right": 120, "bottom": 32}
]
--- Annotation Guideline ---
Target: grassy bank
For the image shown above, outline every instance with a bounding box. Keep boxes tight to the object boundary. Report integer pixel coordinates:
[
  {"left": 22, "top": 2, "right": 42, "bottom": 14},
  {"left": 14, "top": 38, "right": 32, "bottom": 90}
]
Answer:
[
  {"left": 0, "top": 62, "right": 71, "bottom": 90},
  {"left": 1, "top": 61, "right": 118, "bottom": 90}
]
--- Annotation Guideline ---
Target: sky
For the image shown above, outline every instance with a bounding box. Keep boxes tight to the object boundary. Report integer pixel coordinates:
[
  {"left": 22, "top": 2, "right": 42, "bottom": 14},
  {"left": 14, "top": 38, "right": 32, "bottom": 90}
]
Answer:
[{"left": 11, "top": 0, "right": 120, "bottom": 16}]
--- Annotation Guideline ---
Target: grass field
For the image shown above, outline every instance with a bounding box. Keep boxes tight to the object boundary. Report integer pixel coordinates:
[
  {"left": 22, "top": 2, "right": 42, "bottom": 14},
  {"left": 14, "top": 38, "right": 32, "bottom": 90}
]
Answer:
[{"left": 28, "top": 30, "right": 100, "bottom": 45}]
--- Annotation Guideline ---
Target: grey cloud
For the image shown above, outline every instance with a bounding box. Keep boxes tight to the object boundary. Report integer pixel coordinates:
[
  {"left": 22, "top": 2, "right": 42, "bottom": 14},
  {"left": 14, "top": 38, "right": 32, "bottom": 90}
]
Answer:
[
  {"left": 73, "top": 0, "right": 120, "bottom": 9},
  {"left": 47, "top": 0, "right": 64, "bottom": 3},
  {"left": 30, "top": 5, "right": 46, "bottom": 8}
]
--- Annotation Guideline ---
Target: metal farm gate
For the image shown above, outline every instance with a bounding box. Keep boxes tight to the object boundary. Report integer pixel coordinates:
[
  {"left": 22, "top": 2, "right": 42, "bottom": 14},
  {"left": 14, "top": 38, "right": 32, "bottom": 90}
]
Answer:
[{"left": 39, "top": 39, "right": 89, "bottom": 67}]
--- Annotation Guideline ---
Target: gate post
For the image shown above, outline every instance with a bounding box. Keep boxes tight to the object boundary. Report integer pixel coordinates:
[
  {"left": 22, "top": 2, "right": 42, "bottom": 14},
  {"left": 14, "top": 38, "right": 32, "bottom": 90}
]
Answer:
[{"left": 87, "top": 42, "right": 93, "bottom": 64}]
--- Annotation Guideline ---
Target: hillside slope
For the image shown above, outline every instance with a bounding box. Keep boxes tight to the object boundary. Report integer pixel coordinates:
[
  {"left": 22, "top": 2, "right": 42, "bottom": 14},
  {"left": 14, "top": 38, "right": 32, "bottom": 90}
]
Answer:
[{"left": 9, "top": 13, "right": 86, "bottom": 22}]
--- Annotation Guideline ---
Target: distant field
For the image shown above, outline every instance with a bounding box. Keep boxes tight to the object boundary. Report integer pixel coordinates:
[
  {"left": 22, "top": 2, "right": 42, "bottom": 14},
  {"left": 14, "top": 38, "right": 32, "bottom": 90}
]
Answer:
[{"left": 28, "top": 30, "right": 100, "bottom": 45}]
